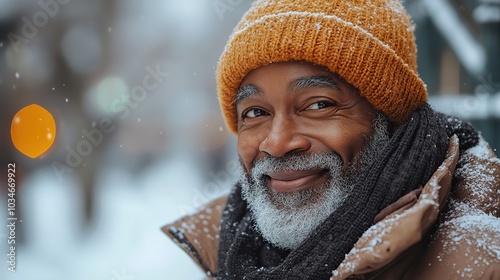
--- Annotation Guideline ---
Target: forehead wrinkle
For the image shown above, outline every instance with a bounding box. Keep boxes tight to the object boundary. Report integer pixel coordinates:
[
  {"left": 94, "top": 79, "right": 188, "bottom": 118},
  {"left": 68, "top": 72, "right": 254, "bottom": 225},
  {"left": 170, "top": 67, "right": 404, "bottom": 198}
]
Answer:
[
  {"left": 291, "top": 75, "right": 340, "bottom": 92},
  {"left": 235, "top": 84, "right": 260, "bottom": 105}
]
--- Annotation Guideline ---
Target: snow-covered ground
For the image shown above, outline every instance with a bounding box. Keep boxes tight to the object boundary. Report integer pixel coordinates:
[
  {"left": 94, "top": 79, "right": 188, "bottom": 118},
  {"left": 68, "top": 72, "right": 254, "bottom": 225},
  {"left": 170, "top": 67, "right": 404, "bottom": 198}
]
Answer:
[{"left": 0, "top": 152, "right": 233, "bottom": 280}]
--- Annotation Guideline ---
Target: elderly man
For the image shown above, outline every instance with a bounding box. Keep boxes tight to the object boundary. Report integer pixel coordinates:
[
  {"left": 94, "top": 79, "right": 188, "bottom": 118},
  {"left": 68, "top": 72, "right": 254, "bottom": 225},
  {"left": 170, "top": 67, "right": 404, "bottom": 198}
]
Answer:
[{"left": 163, "top": 0, "right": 500, "bottom": 279}]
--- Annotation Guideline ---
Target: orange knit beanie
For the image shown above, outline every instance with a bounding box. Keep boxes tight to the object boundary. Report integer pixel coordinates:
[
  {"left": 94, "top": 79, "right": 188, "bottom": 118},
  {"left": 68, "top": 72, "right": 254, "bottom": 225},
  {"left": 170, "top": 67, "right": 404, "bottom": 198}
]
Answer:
[
  {"left": 217, "top": 0, "right": 427, "bottom": 133},
  {"left": 217, "top": 0, "right": 428, "bottom": 134}
]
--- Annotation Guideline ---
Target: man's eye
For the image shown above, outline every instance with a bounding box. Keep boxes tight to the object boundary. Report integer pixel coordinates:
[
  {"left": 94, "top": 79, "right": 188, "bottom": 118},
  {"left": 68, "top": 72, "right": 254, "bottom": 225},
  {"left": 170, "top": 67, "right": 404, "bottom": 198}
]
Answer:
[
  {"left": 306, "top": 101, "right": 335, "bottom": 110},
  {"left": 243, "top": 108, "right": 268, "bottom": 119}
]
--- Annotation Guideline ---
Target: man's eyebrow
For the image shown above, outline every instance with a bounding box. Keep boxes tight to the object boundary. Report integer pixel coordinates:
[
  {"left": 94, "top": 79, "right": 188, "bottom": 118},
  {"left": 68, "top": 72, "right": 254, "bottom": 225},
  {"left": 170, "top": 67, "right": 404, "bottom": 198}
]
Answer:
[
  {"left": 234, "top": 76, "right": 339, "bottom": 105},
  {"left": 235, "top": 84, "right": 260, "bottom": 105},
  {"left": 292, "top": 75, "right": 340, "bottom": 91}
]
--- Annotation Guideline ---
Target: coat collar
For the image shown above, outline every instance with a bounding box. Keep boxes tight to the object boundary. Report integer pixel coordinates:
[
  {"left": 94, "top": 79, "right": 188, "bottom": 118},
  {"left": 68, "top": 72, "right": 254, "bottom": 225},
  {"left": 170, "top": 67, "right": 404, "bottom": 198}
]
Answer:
[{"left": 331, "top": 135, "right": 460, "bottom": 279}]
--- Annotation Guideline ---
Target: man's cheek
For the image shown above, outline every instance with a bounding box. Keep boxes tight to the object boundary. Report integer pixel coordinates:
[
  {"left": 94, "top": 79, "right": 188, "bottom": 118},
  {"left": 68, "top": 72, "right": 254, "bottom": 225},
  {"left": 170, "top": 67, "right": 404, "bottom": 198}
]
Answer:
[{"left": 237, "top": 138, "right": 258, "bottom": 172}]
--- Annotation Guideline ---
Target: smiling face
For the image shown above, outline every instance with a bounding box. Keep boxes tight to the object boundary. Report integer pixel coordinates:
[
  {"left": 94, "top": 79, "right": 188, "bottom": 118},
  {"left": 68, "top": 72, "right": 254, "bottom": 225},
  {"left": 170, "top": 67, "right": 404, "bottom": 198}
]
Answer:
[
  {"left": 235, "top": 61, "right": 389, "bottom": 249},
  {"left": 237, "top": 61, "right": 378, "bottom": 190}
]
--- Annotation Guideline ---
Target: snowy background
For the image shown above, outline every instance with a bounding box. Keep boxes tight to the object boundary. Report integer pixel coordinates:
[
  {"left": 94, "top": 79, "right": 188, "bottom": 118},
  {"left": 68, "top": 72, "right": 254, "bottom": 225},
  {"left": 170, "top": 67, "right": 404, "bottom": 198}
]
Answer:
[{"left": 0, "top": 0, "right": 498, "bottom": 280}]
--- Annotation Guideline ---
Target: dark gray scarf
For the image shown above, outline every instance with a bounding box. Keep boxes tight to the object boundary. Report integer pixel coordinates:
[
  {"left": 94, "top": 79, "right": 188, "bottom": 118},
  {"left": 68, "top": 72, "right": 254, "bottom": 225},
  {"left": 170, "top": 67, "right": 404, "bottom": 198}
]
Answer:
[{"left": 217, "top": 104, "right": 479, "bottom": 279}]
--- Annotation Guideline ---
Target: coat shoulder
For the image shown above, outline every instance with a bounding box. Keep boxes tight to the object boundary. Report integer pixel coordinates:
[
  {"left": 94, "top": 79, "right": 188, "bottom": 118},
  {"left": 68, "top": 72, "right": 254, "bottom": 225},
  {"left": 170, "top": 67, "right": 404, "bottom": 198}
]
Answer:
[
  {"left": 161, "top": 196, "right": 228, "bottom": 277},
  {"left": 409, "top": 137, "right": 500, "bottom": 280},
  {"left": 453, "top": 136, "right": 500, "bottom": 217}
]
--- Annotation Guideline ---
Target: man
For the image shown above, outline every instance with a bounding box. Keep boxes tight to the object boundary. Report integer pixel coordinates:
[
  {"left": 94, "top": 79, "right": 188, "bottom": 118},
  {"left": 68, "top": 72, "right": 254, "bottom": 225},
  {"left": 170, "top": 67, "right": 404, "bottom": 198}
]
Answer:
[{"left": 163, "top": 0, "right": 500, "bottom": 279}]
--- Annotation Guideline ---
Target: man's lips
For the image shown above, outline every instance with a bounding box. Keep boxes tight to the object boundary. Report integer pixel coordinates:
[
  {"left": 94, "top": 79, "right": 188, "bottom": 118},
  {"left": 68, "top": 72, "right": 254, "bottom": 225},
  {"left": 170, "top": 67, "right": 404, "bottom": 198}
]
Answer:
[{"left": 265, "top": 169, "right": 328, "bottom": 193}]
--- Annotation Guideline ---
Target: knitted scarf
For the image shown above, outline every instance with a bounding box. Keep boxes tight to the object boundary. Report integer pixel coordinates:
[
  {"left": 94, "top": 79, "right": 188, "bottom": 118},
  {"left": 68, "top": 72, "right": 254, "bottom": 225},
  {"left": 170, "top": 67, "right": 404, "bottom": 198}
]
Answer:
[{"left": 217, "top": 104, "right": 478, "bottom": 279}]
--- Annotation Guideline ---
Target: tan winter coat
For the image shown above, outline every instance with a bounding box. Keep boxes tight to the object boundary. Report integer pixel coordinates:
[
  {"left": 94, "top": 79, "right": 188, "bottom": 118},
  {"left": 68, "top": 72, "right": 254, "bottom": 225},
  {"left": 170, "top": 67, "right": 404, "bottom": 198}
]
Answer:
[{"left": 163, "top": 135, "right": 500, "bottom": 279}]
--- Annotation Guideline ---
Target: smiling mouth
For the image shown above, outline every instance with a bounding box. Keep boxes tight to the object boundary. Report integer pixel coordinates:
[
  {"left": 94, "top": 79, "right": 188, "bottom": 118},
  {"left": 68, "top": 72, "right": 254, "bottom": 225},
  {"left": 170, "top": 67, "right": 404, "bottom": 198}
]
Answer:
[{"left": 265, "top": 169, "right": 329, "bottom": 193}]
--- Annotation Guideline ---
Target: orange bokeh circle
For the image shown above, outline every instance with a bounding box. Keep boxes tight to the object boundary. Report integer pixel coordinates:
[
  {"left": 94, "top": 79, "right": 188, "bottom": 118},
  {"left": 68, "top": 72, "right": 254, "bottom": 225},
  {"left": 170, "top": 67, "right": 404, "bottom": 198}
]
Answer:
[{"left": 11, "top": 104, "right": 56, "bottom": 158}]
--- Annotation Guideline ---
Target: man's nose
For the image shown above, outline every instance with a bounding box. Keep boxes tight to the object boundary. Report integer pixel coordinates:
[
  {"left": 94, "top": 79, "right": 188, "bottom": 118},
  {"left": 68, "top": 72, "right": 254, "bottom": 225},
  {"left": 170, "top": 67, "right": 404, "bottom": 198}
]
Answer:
[{"left": 258, "top": 116, "right": 310, "bottom": 157}]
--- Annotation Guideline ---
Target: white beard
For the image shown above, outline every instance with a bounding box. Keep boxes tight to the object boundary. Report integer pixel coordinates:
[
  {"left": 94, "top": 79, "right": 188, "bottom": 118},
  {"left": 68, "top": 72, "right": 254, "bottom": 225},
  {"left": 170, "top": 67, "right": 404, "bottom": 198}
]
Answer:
[{"left": 238, "top": 114, "right": 390, "bottom": 250}]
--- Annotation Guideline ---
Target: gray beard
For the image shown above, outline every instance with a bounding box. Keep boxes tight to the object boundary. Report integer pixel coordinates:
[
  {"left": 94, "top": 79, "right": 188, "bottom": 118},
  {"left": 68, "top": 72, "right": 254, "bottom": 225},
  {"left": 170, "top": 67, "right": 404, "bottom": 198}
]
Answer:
[{"left": 238, "top": 114, "right": 390, "bottom": 250}]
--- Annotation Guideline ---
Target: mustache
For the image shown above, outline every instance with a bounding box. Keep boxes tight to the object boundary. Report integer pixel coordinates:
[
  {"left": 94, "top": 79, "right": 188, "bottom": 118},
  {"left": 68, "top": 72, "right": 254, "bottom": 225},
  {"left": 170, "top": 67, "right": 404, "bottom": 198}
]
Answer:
[{"left": 243, "top": 151, "right": 347, "bottom": 183}]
